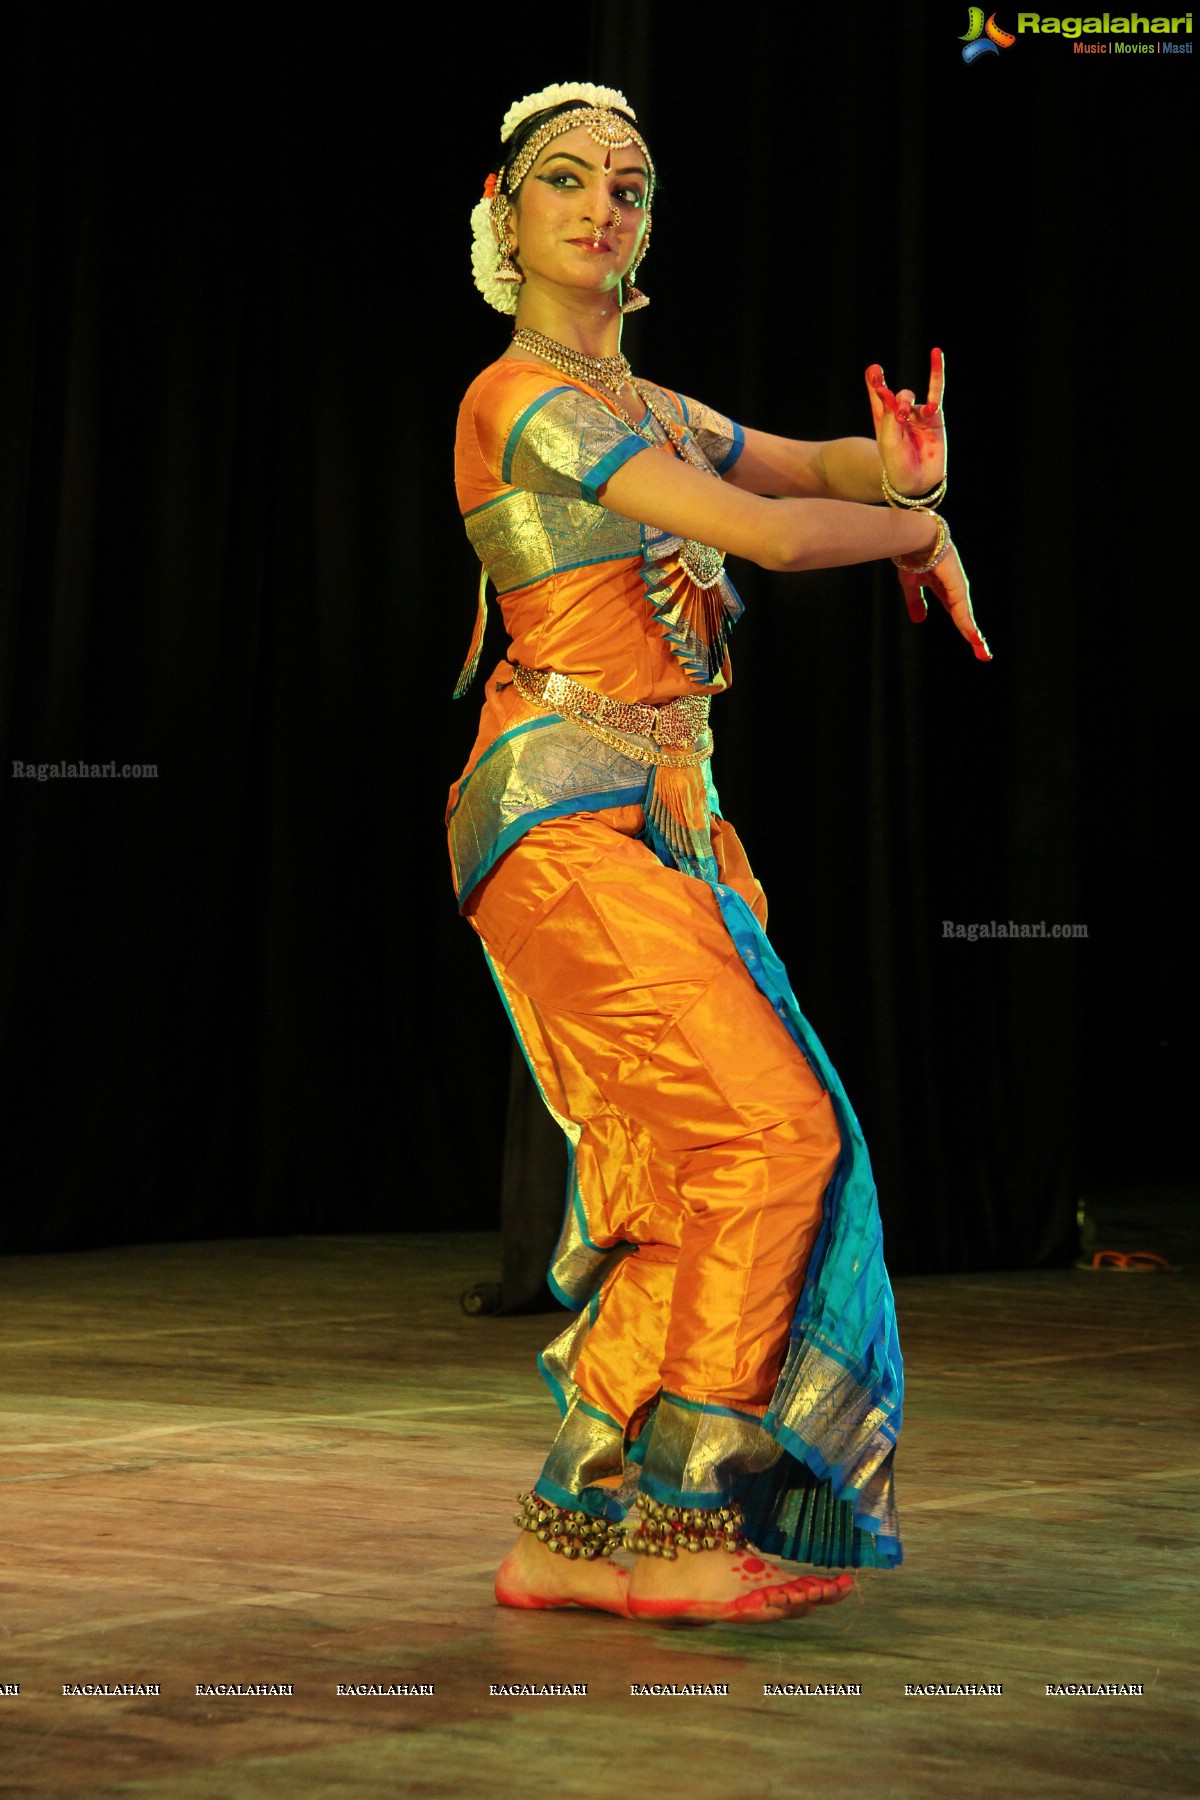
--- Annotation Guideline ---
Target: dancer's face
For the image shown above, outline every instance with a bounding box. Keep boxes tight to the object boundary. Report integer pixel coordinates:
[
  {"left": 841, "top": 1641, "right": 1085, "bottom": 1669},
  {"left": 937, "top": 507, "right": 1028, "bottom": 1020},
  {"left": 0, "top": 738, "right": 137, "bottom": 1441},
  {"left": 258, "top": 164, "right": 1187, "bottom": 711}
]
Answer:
[{"left": 510, "top": 126, "right": 650, "bottom": 299}]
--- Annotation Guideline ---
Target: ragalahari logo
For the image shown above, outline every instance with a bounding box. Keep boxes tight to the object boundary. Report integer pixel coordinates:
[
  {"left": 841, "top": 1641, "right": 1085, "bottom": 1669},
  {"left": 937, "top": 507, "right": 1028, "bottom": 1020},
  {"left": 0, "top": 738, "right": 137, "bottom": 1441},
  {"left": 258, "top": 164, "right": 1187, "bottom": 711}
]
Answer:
[{"left": 960, "top": 8, "right": 1017, "bottom": 59}]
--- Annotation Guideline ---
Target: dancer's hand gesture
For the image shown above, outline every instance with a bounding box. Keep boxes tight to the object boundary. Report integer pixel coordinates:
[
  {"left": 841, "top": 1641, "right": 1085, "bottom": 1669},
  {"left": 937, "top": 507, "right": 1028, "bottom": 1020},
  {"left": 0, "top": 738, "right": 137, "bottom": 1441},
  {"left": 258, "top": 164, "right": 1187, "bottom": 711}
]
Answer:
[
  {"left": 865, "top": 347, "right": 946, "bottom": 498},
  {"left": 898, "top": 538, "right": 991, "bottom": 662}
]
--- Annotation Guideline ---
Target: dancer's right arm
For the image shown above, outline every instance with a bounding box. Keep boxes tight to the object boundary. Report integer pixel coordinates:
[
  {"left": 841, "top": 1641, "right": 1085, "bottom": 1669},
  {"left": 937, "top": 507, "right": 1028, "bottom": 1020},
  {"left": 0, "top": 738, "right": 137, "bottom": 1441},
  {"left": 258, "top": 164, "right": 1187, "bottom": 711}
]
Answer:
[
  {"left": 598, "top": 447, "right": 990, "bottom": 661},
  {"left": 599, "top": 445, "right": 933, "bottom": 573}
]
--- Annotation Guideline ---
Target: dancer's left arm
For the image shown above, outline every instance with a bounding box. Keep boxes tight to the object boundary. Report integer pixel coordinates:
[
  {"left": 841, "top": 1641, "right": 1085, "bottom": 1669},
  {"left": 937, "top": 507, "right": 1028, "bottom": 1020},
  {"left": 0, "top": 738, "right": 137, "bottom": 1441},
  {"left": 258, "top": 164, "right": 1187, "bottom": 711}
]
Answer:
[{"left": 725, "top": 348, "right": 946, "bottom": 503}]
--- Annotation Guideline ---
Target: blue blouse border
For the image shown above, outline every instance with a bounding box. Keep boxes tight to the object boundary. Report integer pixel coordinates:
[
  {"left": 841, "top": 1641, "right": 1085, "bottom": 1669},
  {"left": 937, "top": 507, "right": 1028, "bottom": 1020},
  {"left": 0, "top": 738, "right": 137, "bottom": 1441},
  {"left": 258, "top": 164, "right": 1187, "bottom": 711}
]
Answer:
[{"left": 580, "top": 436, "right": 651, "bottom": 505}]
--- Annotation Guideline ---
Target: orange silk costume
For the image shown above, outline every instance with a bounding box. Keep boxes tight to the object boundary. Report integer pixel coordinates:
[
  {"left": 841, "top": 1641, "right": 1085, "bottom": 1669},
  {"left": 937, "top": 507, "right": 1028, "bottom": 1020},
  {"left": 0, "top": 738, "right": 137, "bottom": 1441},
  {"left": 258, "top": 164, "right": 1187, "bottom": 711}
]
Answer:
[{"left": 448, "top": 358, "right": 903, "bottom": 1567}]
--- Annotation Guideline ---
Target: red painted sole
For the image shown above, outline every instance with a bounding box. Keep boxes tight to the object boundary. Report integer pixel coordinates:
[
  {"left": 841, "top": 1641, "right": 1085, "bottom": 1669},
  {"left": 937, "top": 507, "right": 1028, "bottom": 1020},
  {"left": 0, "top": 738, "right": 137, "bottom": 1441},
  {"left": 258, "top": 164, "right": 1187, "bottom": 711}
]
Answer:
[
  {"left": 626, "top": 1575, "right": 853, "bottom": 1624},
  {"left": 494, "top": 1580, "right": 631, "bottom": 1617}
]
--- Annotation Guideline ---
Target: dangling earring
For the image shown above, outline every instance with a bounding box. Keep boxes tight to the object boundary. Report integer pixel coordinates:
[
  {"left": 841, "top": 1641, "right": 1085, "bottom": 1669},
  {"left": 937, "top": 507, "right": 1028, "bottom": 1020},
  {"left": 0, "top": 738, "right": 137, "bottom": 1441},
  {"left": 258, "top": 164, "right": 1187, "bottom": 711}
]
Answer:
[
  {"left": 491, "top": 192, "right": 523, "bottom": 286},
  {"left": 620, "top": 213, "right": 651, "bottom": 314}
]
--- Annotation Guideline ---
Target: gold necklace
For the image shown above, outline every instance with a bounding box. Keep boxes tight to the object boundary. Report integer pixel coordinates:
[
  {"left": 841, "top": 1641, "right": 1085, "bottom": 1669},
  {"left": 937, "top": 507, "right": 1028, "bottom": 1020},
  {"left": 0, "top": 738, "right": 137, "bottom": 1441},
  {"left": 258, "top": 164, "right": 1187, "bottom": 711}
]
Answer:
[{"left": 511, "top": 328, "right": 631, "bottom": 401}]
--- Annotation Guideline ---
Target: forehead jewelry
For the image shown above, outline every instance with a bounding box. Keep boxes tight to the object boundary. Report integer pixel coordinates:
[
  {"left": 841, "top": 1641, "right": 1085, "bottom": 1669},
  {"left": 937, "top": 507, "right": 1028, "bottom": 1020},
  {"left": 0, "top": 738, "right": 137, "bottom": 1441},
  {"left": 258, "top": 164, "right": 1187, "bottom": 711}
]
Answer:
[{"left": 499, "top": 106, "right": 655, "bottom": 207}]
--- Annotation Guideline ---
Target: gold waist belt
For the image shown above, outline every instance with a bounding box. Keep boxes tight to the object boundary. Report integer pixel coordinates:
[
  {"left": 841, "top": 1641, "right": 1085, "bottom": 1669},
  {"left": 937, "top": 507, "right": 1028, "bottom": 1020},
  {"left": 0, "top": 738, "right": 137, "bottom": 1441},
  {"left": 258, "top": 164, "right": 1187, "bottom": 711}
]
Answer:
[{"left": 512, "top": 664, "right": 713, "bottom": 766}]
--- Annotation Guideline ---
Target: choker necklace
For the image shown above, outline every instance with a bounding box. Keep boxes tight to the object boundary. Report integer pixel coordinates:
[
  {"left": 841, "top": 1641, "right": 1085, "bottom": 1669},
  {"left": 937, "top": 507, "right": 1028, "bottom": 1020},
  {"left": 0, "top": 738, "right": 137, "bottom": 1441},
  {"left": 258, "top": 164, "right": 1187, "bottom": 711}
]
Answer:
[{"left": 511, "top": 327, "right": 632, "bottom": 400}]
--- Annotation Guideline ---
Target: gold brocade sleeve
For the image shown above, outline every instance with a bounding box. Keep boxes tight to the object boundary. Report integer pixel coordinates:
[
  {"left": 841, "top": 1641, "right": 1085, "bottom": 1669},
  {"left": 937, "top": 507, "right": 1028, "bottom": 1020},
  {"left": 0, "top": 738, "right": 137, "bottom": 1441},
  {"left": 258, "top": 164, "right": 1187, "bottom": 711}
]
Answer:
[
  {"left": 660, "top": 389, "right": 745, "bottom": 475},
  {"left": 502, "top": 385, "right": 652, "bottom": 503}
]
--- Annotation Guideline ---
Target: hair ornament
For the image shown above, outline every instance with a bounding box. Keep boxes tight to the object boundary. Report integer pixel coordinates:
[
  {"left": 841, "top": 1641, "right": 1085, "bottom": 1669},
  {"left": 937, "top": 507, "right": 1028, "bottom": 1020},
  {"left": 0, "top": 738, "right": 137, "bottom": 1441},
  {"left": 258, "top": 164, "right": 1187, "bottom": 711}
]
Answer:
[
  {"left": 499, "top": 83, "right": 635, "bottom": 143},
  {"left": 471, "top": 194, "right": 520, "bottom": 315}
]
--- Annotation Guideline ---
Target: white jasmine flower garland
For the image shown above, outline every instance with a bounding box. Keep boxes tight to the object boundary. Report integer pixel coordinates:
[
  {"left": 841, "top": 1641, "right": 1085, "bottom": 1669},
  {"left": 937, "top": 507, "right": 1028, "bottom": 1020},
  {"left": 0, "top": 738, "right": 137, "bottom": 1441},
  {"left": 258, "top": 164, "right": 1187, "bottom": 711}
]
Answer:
[
  {"left": 471, "top": 192, "right": 518, "bottom": 316},
  {"left": 499, "top": 83, "right": 635, "bottom": 144}
]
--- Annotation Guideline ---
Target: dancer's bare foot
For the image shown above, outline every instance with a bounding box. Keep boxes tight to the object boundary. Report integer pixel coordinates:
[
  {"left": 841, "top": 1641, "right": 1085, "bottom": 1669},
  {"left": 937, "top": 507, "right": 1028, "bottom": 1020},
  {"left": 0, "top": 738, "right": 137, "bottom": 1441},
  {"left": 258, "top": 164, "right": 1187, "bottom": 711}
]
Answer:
[
  {"left": 495, "top": 1531, "right": 631, "bottom": 1616},
  {"left": 627, "top": 1547, "right": 854, "bottom": 1624}
]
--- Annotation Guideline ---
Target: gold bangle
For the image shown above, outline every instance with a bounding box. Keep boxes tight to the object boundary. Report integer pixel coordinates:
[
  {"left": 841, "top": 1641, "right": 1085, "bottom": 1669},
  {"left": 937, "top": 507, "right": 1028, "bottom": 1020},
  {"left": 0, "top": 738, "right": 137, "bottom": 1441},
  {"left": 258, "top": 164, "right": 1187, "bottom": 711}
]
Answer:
[
  {"left": 892, "top": 511, "right": 951, "bottom": 575},
  {"left": 882, "top": 468, "right": 947, "bottom": 510}
]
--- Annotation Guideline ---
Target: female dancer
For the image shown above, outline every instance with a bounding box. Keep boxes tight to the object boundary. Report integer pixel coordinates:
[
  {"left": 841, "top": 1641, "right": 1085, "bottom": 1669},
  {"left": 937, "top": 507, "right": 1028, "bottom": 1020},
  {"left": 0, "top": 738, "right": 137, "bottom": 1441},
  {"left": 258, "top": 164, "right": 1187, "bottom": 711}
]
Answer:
[{"left": 448, "top": 82, "right": 988, "bottom": 1626}]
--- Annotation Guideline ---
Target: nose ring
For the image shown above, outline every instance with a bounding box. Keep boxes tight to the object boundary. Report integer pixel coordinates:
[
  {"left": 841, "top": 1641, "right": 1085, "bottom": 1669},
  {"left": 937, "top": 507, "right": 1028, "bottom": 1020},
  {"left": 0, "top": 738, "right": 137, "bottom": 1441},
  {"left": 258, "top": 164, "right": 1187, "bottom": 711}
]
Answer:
[{"left": 591, "top": 203, "right": 622, "bottom": 246}]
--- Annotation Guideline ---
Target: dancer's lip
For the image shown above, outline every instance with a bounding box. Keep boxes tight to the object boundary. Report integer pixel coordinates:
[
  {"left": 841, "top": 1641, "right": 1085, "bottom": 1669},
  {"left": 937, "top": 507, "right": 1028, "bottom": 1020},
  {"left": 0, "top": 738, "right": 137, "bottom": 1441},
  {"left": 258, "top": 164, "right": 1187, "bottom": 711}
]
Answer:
[{"left": 567, "top": 237, "right": 613, "bottom": 254}]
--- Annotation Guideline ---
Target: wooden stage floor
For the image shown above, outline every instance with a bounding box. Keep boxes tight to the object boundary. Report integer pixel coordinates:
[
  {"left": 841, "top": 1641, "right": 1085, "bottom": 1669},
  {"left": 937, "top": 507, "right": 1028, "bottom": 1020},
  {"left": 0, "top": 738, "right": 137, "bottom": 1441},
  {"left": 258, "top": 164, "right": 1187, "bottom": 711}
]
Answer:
[{"left": 0, "top": 1232, "right": 1195, "bottom": 1798}]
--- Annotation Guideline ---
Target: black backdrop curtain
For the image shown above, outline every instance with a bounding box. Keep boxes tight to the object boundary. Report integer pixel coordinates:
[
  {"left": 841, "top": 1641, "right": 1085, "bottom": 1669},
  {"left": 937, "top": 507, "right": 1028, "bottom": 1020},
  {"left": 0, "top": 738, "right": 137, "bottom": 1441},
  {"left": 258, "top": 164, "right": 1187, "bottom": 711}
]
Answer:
[{"left": 1, "top": 1, "right": 1194, "bottom": 1266}]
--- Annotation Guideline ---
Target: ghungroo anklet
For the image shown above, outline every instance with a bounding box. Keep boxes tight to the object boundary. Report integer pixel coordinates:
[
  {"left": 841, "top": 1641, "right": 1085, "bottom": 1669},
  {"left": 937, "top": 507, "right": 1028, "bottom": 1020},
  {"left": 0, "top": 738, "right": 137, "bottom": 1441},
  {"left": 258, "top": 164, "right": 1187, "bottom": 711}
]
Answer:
[
  {"left": 626, "top": 1495, "right": 748, "bottom": 1559},
  {"left": 514, "top": 1492, "right": 624, "bottom": 1560}
]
